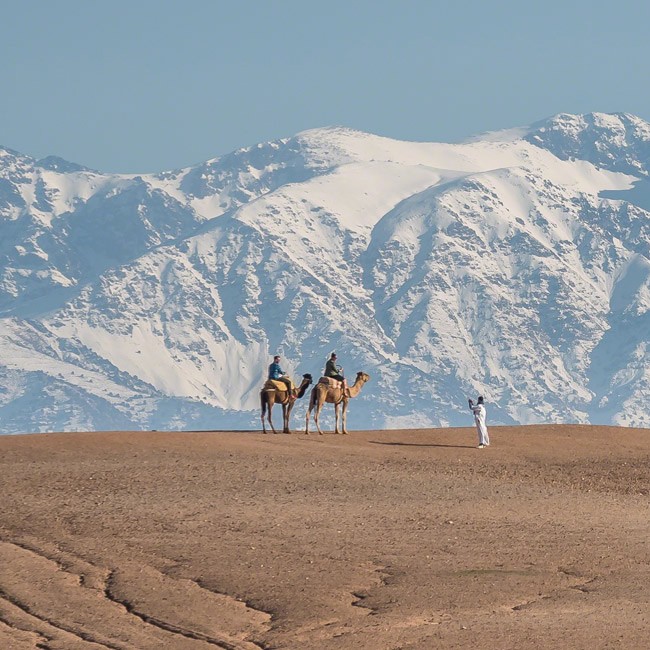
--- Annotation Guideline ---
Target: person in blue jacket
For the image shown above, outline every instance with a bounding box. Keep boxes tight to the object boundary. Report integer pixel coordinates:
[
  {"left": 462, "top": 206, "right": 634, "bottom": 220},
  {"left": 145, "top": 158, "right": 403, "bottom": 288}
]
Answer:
[{"left": 268, "top": 355, "right": 294, "bottom": 395}]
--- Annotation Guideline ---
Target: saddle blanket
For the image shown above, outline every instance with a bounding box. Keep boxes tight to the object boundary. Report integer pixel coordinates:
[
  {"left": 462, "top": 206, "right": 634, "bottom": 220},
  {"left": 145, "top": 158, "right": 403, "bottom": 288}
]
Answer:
[
  {"left": 318, "top": 376, "right": 343, "bottom": 388},
  {"left": 264, "top": 379, "right": 294, "bottom": 392}
]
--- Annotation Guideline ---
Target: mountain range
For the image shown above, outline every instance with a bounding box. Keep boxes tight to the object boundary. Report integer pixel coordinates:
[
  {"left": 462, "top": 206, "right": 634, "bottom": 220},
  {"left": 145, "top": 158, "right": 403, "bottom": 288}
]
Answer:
[{"left": 1, "top": 111, "right": 649, "bottom": 434}]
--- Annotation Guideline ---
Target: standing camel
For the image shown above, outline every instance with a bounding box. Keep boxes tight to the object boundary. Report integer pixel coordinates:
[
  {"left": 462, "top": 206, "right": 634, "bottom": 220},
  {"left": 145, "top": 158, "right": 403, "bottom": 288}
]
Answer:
[
  {"left": 261, "top": 374, "right": 312, "bottom": 434},
  {"left": 305, "top": 371, "right": 370, "bottom": 435}
]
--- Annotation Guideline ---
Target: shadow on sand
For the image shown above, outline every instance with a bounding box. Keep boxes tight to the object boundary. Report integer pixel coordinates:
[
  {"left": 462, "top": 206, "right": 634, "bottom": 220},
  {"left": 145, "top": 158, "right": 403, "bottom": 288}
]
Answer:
[{"left": 369, "top": 441, "right": 476, "bottom": 449}]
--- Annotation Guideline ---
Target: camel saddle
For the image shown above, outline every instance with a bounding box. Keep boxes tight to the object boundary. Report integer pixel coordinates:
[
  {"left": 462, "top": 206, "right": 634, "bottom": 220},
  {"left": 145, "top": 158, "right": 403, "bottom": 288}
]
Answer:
[
  {"left": 263, "top": 379, "right": 294, "bottom": 393},
  {"left": 318, "top": 376, "right": 343, "bottom": 389}
]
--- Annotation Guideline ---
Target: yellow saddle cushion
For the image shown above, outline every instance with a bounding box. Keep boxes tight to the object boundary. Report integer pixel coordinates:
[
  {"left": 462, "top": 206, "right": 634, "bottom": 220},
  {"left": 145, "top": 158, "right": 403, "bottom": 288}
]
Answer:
[{"left": 264, "top": 379, "right": 294, "bottom": 392}]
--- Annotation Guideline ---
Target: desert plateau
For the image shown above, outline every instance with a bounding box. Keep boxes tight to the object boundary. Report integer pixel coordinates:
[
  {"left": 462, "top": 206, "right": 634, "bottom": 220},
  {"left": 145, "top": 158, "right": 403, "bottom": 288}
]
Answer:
[{"left": 1, "top": 424, "right": 649, "bottom": 649}]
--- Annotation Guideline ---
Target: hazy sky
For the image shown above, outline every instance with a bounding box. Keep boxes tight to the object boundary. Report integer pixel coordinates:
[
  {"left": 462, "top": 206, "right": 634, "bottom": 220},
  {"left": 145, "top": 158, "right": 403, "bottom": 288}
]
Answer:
[{"left": 2, "top": 0, "right": 649, "bottom": 173}]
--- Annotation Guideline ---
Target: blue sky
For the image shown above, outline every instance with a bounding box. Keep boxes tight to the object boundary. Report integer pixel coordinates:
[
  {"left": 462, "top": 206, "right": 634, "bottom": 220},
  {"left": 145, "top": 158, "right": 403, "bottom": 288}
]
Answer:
[{"left": 2, "top": 0, "right": 649, "bottom": 173}]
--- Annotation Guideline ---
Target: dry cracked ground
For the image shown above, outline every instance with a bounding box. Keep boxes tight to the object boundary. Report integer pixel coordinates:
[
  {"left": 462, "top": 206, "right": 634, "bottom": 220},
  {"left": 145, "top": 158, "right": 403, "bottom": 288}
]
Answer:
[{"left": 0, "top": 424, "right": 649, "bottom": 649}]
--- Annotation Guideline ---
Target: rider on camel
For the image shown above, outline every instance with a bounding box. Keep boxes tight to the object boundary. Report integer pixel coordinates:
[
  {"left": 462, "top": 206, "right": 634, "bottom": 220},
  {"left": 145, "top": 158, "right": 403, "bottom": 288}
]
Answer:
[
  {"left": 268, "top": 355, "right": 295, "bottom": 398},
  {"left": 324, "top": 352, "right": 347, "bottom": 394}
]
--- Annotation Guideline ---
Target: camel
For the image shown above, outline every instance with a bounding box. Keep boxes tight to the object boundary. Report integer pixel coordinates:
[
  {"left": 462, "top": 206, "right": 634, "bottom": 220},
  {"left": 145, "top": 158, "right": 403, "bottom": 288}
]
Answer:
[
  {"left": 305, "top": 371, "right": 370, "bottom": 435},
  {"left": 261, "top": 373, "right": 313, "bottom": 434}
]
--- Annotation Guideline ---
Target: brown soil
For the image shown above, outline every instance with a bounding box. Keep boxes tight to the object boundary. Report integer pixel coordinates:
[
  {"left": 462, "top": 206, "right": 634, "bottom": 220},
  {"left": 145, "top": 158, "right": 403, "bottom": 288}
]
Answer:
[{"left": 1, "top": 424, "right": 649, "bottom": 649}]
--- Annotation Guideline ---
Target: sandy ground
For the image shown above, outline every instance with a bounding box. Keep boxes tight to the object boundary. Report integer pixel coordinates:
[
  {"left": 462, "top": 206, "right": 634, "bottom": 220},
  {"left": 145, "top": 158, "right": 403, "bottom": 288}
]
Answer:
[{"left": 0, "top": 424, "right": 649, "bottom": 649}]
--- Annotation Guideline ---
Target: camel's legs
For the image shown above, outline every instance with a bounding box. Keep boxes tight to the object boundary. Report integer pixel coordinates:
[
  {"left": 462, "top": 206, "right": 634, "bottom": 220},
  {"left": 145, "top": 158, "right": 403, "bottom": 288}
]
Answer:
[
  {"left": 283, "top": 403, "right": 292, "bottom": 434},
  {"left": 334, "top": 401, "right": 341, "bottom": 434},
  {"left": 261, "top": 393, "right": 269, "bottom": 434},
  {"left": 314, "top": 398, "right": 325, "bottom": 435},
  {"left": 264, "top": 394, "right": 279, "bottom": 434},
  {"left": 305, "top": 392, "right": 315, "bottom": 434},
  {"left": 268, "top": 405, "right": 279, "bottom": 434},
  {"left": 306, "top": 390, "right": 325, "bottom": 435},
  {"left": 342, "top": 399, "right": 349, "bottom": 434}
]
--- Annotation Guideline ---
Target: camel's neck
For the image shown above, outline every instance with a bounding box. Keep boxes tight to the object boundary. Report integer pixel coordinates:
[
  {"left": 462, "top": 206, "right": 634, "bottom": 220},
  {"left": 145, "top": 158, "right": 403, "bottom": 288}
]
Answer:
[
  {"left": 348, "top": 381, "right": 365, "bottom": 397},
  {"left": 297, "top": 379, "right": 311, "bottom": 399}
]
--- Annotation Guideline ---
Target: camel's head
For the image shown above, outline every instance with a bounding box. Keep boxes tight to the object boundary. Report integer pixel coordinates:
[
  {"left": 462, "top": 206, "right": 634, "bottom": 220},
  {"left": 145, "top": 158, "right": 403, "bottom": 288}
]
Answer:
[
  {"left": 355, "top": 371, "right": 370, "bottom": 384},
  {"left": 297, "top": 373, "right": 314, "bottom": 399}
]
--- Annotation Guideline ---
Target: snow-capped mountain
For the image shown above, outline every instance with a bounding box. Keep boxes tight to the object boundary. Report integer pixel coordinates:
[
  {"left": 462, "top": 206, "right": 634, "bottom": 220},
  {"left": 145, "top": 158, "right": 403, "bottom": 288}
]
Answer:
[{"left": 1, "top": 112, "right": 649, "bottom": 434}]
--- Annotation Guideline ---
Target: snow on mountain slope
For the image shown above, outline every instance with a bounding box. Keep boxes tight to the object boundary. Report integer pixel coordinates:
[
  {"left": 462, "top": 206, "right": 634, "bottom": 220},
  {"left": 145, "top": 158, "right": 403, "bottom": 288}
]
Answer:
[
  {"left": 525, "top": 112, "right": 650, "bottom": 176},
  {"left": 1, "top": 112, "right": 649, "bottom": 433}
]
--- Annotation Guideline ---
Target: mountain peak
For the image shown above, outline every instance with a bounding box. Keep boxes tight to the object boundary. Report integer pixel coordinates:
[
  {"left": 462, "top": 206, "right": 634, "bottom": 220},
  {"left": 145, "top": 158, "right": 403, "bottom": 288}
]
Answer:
[
  {"left": 1, "top": 114, "right": 650, "bottom": 433},
  {"left": 525, "top": 111, "right": 650, "bottom": 175},
  {"left": 35, "top": 155, "right": 95, "bottom": 174},
  {"left": 0, "top": 144, "right": 24, "bottom": 157}
]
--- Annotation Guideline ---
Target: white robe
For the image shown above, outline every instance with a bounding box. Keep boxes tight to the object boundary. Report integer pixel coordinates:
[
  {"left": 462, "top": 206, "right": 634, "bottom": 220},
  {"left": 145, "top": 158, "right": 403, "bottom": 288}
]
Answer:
[{"left": 471, "top": 403, "right": 490, "bottom": 446}]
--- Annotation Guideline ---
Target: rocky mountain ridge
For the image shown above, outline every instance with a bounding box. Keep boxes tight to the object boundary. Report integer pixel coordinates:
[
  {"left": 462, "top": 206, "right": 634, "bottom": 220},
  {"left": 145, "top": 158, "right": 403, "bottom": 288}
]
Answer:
[{"left": 1, "top": 112, "right": 648, "bottom": 433}]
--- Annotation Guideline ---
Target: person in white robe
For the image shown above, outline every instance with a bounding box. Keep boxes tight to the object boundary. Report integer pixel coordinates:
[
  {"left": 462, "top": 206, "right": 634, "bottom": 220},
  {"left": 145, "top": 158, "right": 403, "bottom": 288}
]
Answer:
[{"left": 468, "top": 396, "right": 490, "bottom": 448}]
